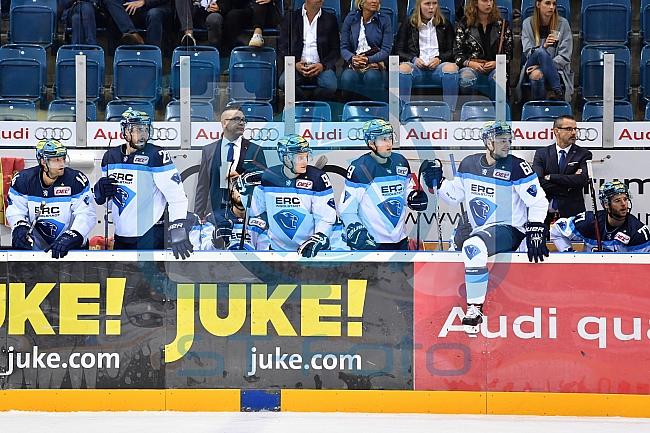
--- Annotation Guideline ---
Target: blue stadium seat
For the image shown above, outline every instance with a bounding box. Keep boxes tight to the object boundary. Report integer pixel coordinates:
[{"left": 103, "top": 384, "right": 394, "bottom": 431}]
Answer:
[
  {"left": 350, "top": 0, "right": 397, "bottom": 35},
  {"left": 294, "top": 0, "right": 342, "bottom": 29},
  {"left": 407, "top": 0, "right": 455, "bottom": 24},
  {"left": 580, "top": 0, "right": 632, "bottom": 46},
  {"left": 579, "top": 44, "right": 630, "bottom": 102},
  {"left": 105, "top": 100, "right": 155, "bottom": 121},
  {"left": 0, "top": 44, "right": 47, "bottom": 109},
  {"left": 283, "top": 101, "right": 332, "bottom": 123},
  {"left": 496, "top": 0, "right": 513, "bottom": 25},
  {"left": 582, "top": 100, "right": 634, "bottom": 122},
  {"left": 164, "top": 100, "right": 215, "bottom": 122},
  {"left": 54, "top": 44, "right": 105, "bottom": 108},
  {"left": 9, "top": 0, "right": 58, "bottom": 53},
  {"left": 640, "top": 46, "right": 650, "bottom": 106},
  {"left": 47, "top": 100, "right": 97, "bottom": 121},
  {"left": 0, "top": 99, "right": 36, "bottom": 120},
  {"left": 521, "top": 100, "right": 572, "bottom": 121},
  {"left": 112, "top": 45, "right": 163, "bottom": 106},
  {"left": 644, "top": 103, "right": 650, "bottom": 120},
  {"left": 642, "top": 0, "right": 650, "bottom": 45},
  {"left": 342, "top": 101, "right": 389, "bottom": 122},
  {"left": 228, "top": 46, "right": 277, "bottom": 103},
  {"left": 171, "top": 46, "right": 220, "bottom": 104},
  {"left": 401, "top": 100, "right": 451, "bottom": 122},
  {"left": 460, "top": 101, "right": 511, "bottom": 121},
  {"left": 522, "top": 0, "right": 570, "bottom": 20},
  {"left": 232, "top": 100, "right": 274, "bottom": 122}
]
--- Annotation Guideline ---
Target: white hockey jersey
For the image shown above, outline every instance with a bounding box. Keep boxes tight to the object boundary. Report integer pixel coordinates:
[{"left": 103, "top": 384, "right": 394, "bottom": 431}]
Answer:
[
  {"left": 190, "top": 211, "right": 271, "bottom": 250},
  {"left": 250, "top": 165, "right": 336, "bottom": 251},
  {"left": 97, "top": 144, "right": 189, "bottom": 237},
  {"left": 338, "top": 153, "right": 415, "bottom": 244},
  {"left": 439, "top": 154, "right": 548, "bottom": 232},
  {"left": 7, "top": 166, "right": 96, "bottom": 249}
]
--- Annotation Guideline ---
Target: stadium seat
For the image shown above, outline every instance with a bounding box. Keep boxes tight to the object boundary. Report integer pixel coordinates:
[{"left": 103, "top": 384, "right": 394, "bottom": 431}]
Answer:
[
  {"left": 105, "top": 100, "right": 155, "bottom": 121},
  {"left": 644, "top": 103, "right": 650, "bottom": 120},
  {"left": 640, "top": 46, "right": 650, "bottom": 106},
  {"left": 112, "top": 45, "right": 163, "bottom": 106},
  {"left": 522, "top": 0, "right": 570, "bottom": 20},
  {"left": 8, "top": 0, "right": 58, "bottom": 53},
  {"left": 171, "top": 46, "right": 220, "bottom": 105},
  {"left": 164, "top": 100, "right": 215, "bottom": 122},
  {"left": 47, "top": 100, "right": 97, "bottom": 121},
  {"left": 582, "top": 100, "right": 634, "bottom": 122},
  {"left": 496, "top": 0, "right": 513, "bottom": 25},
  {"left": 350, "top": 0, "right": 397, "bottom": 35},
  {"left": 579, "top": 44, "right": 630, "bottom": 102},
  {"left": 342, "top": 101, "right": 389, "bottom": 122},
  {"left": 293, "top": 0, "right": 342, "bottom": 29},
  {"left": 232, "top": 100, "right": 274, "bottom": 122},
  {"left": 521, "top": 100, "right": 572, "bottom": 122},
  {"left": 642, "top": 0, "right": 650, "bottom": 45},
  {"left": 54, "top": 44, "right": 105, "bottom": 108},
  {"left": 580, "top": 0, "right": 632, "bottom": 46},
  {"left": 401, "top": 101, "right": 451, "bottom": 122},
  {"left": 407, "top": 0, "right": 455, "bottom": 25},
  {"left": 460, "top": 101, "right": 511, "bottom": 121},
  {"left": 228, "top": 46, "right": 277, "bottom": 103},
  {"left": 283, "top": 101, "right": 332, "bottom": 123},
  {"left": 0, "top": 99, "right": 36, "bottom": 120},
  {"left": 0, "top": 44, "right": 47, "bottom": 109}
]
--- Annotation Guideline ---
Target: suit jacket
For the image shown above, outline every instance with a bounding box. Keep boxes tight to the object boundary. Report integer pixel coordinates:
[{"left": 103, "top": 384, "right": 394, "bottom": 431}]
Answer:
[
  {"left": 194, "top": 137, "right": 266, "bottom": 219},
  {"left": 278, "top": 8, "right": 340, "bottom": 72},
  {"left": 340, "top": 10, "right": 393, "bottom": 65},
  {"left": 532, "top": 143, "right": 592, "bottom": 218}
]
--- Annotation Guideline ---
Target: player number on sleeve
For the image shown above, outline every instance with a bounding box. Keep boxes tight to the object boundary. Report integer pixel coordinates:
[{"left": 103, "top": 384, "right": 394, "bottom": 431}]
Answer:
[
  {"left": 346, "top": 165, "right": 355, "bottom": 180},
  {"left": 159, "top": 150, "right": 171, "bottom": 164},
  {"left": 321, "top": 173, "right": 331, "bottom": 188},
  {"left": 519, "top": 161, "right": 533, "bottom": 176}
]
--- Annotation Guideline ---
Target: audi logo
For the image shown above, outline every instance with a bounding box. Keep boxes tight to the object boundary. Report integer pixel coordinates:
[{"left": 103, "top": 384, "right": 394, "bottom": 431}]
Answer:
[
  {"left": 244, "top": 127, "right": 280, "bottom": 141},
  {"left": 347, "top": 128, "right": 364, "bottom": 140},
  {"left": 151, "top": 127, "right": 178, "bottom": 141},
  {"left": 35, "top": 127, "right": 73, "bottom": 141},
  {"left": 576, "top": 127, "right": 599, "bottom": 142},
  {"left": 453, "top": 127, "right": 482, "bottom": 141}
]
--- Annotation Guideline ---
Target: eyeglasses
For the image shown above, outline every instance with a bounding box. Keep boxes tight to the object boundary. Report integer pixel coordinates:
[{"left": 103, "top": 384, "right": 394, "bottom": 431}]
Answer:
[
  {"left": 225, "top": 116, "right": 247, "bottom": 124},
  {"left": 555, "top": 127, "right": 578, "bottom": 132}
]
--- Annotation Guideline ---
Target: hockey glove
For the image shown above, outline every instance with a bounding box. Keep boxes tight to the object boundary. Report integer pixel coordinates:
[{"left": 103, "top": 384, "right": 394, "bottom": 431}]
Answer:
[
  {"left": 407, "top": 189, "right": 428, "bottom": 212},
  {"left": 169, "top": 219, "right": 194, "bottom": 260},
  {"left": 422, "top": 159, "right": 444, "bottom": 190},
  {"left": 212, "top": 219, "right": 234, "bottom": 249},
  {"left": 526, "top": 222, "right": 550, "bottom": 263},
  {"left": 297, "top": 232, "right": 330, "bottom": 258},
  {"left": 12, "top": 220, "right": 33, "bottom": 250},
  {"left": 454, "top": 221, "right": 473, "bottom": 250},
  {"left": 93, "top": 177, "right": 118, "bottom": 204},
  {"left": 237, "top": 170, "right": 263, "bottom": 196},
  {"left": 45, "top": 230, "right": 84, "bottom": 259},
  {"left": 345, "top": 222, "right": 377, "bottom": 250}
]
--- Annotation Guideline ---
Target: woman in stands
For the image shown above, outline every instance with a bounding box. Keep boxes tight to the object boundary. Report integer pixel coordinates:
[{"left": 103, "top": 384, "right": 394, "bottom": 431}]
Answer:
[
  {"left": 515, "top": 0, "right": 573, "bottom": 103},
  {"left": 340, "top": 0, "right": 393, "bottom": 102},
  {"left": 453, "top": 0, "right": 513, "bottom": 99},
  {"left": 396, "top": 0, "right": 459, "bottom": 114}
]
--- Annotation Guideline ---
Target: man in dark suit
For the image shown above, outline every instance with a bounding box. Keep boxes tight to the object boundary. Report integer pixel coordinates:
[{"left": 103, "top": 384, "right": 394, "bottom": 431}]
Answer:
[
  {"left": 533, "top": 114, "right": 593, "bottom": 228},
  {"left": 194, "top": 105, "right": 267, "bottom": 221},
  {"left": 277, "top": 0, "right": 340, "bottom": 101}
]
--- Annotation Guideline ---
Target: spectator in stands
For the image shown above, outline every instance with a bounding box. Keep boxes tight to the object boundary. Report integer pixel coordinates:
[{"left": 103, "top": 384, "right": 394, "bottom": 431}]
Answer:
[
  {"left": 174, "top": 0, "right": 231, "bottom": 49},
  {"left": 396, "top": 0, "right": 459, "bottom": 114},
  {"left": 453, "top": 0, "right": 513, "bottom": 99},
  {"left": 340, "top": 0, "right": 393, "bottom": 102},
  {"left": 277, "top": 0, "right": 340, "bottom": 102},
  {"left": 59, "top": 0, "right": 108, "bottom": 45},
  {"left": 515, "top": 0, "right": 573, "bottom": 103},
  {"left": 223, "top": 0, "right": 282, "bottom": 50},
  {"left": 104, "top": 0, "right": 174, "bottom": 48}
]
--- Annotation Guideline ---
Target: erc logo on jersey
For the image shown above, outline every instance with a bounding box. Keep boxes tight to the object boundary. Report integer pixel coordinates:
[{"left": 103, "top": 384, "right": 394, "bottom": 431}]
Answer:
[
  {"left": 296, "top": 179, "right": 313, "bottom": 190},
  {"left": 112, "top": 185, "right": 136, "bottom": 215},
  {"left": 171, "top": 173, "right": 182, "bottom": 185},
  {"left": 527, "top": 185, "right": 538, "bottom": 197},
  {"left": 378, "top": 198, "right": 404, "bottom": 227},
  {"left": 54, "top": 186, "right": 71, "bottom": 196},
  {"left": 464, "top": 244, "right": 481, "bottom": 260},
  {"left": 37, "top": 219, "right": 64, "bottom": 240},
  {"left": 469, "top": 197, "right": 496, "bottom": 226},
  {"left": 273, "top": 210, "right": 305, "bottom": 240},
  {"left": 327, "top": 198, "right": 336, "bottom": 209}
]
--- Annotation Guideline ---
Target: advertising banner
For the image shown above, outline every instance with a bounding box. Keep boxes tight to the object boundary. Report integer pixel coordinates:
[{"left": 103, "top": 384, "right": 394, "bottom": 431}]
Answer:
[{"left": 0, "top": 253, "right": 414, "bottom": 390}]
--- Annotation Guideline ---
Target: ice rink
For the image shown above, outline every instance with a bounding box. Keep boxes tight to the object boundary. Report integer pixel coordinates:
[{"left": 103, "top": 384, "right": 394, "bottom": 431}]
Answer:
[{"left": 1, "top": 412, "right": 649, "bottom": 433}]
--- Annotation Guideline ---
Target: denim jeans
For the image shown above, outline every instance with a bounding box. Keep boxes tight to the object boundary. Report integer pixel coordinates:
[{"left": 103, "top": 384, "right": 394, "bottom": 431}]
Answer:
[
  {"left": 459, "top": 67, "right": 497, "bottom": 99},
  {"left": 69, "top": 2, "right": 97, "bottom": 45},
  {"left": 279, "top": 69, "right": 337, "bottom": 101},
  {"left": 399, "top": 62, "right": 459, "bottom": 111},
  {"left": 104, "top": 0, "right": 174, "bottom": 49},
  {"left": 341, "top": 68, "right": 387, "bottom": 102},
  {"left": 525, "top": 46, "right": 562, "bottom": 100}
]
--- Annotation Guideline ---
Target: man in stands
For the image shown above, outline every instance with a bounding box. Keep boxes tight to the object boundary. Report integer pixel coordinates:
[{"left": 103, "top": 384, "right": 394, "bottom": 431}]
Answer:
[{"left": 104, "top": 0, "right": 174, "bottom": 48}]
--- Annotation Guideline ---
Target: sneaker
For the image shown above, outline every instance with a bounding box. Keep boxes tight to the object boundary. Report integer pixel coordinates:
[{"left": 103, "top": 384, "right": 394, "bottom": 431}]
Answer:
[
  {"left": 181, "top": 33, "right": 196, "bottom": 47},
  {"left": 549, "top": 88, "right": 564, "bottom": 101},
  {"left": 122, "top": 32, "right": 144, "bottom": 45},
  {"left": 249, "top": 33, "right": 264, "bottom": 47},
  {"left": 462, "top": 304, "right": 483, "bottom": 335}
]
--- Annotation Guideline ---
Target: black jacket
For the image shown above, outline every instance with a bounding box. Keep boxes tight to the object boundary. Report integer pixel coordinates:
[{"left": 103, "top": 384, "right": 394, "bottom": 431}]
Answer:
[
  {"left": 278, "top": 8, "right": 341, "bottom": 72},
  {"left": 396, "top": 18, "right": 455, "bottom": 64}
]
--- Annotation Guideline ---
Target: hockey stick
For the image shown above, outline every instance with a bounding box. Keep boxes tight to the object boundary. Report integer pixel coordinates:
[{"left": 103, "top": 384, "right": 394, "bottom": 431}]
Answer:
[
  {"left": 104, "top": 137, "right": 112, "bottom": 249},
  {"left": 314, "top": 155, "right": 328, "bottom": 170},
  {"left": 26, "top": 200, "right": 46, "bottom": 247},
  {"left": 237, "top": 162, "right": 264, "bottom": 250},
  {"left": 416, "top": 160, "right": 428, "bottom": 250},
  {"left": 586, "top": 160, "right": 603, "bottom": 252},
  {"left": 449, "top": 153, "right": 469, "bottom": 224},
  {"left": 429, "top": 159, "right": 444, "bottom": 251}
]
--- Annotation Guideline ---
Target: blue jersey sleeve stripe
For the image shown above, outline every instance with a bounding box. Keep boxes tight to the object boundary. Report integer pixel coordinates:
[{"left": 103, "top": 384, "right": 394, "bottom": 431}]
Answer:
[{"left": 108, "top": 163, "right": 175, "bottom": 173}]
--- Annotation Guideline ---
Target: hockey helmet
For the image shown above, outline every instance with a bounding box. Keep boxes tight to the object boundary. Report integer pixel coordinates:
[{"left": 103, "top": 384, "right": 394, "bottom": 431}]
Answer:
[
  {"left": 36, "top": 139, "right": 67, "bottom": 161},
  {"left": 480, "top": 121, "right": 512, "bottom": 144},
  {"left": 277, "top": 134, "right": 312, "bottom": 162},
  {"left": 120, "top": 109, "right": 152, "bottom": 148},
  {"left": 363, "top": 119, "right": 394, "bottom": 144},
  {"left": 599, "top": 181, "right": 629, "bottom": 208}
]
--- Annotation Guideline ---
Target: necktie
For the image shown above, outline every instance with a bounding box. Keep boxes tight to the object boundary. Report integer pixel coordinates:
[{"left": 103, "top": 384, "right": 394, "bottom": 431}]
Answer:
[
  {"left": 558, "top": 149, "right": 566, "bottom": 172},
  {"left": 226, "top": 142, "right": 235, "bottom": 163}
]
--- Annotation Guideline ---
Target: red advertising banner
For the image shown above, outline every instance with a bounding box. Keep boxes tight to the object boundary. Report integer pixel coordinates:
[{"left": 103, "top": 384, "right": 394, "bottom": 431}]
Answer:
[{"left": 414, "top": 258, "right": 650, "bottom": 394}]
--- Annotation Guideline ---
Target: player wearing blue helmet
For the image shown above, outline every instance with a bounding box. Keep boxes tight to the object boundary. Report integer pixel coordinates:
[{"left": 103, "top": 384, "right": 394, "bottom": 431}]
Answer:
[
  {"left": 248, "top": 134, "right": 336, "bottom": 257},
  {"left": 551, "top": 181, "right": 650, "bottom": 252},
  {"left": 92, "top": 109, "right": 193, "bottom": 259},
  {"left": 425, "top": 120, "right": 549, "bottom": 334},
  {"left": 338, "top": 119, "right": 432, "bottom": 250},
  {"left": 7, "top": 139, "right": 96, "bottom": 258}
]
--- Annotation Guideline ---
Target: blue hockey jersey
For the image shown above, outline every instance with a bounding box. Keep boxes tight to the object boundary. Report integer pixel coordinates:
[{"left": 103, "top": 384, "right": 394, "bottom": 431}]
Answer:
[
  {"left": 338, "top": 153, "right": 415, "bottom": 244},
  {"left": 97, "top": 144, "right": 188, "bottom": 237},
  {"left": 250, "top": 165, "right": 337, "bottom": 251},
  {"left": 7, "top": 166, "right": 96, "bottom": 249}
]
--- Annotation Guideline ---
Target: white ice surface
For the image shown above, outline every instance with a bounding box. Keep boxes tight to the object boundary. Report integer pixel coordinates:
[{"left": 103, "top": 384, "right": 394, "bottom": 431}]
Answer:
[{"left": 1, "top": 412, "right": 649, "bottom": 433}]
